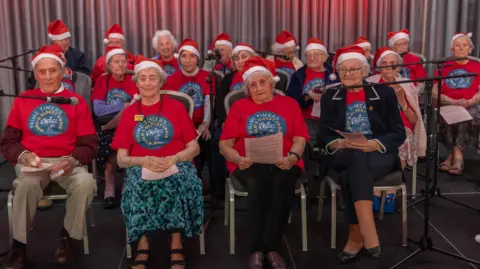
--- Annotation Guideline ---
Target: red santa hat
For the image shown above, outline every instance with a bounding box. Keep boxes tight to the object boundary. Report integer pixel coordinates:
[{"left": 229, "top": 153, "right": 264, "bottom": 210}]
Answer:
[
  {"left": 304, "top": 38, "right": 327, "bottom": 54},
  {"left": 105, "top": 46, "right": 126, "bottom": 64},
  {"left": 208, "top": 33, "right": 233, "bottom": 54},
  {"left": 31, "top": 44, "right": 66, "bottom": 68},
  {"left": 103, "top": 24, "right": 125, "bottom": 44},
  {"left": 151, "top": 30, "right": 178, "bottom": 49},
  {"left": 273, "top": 30, "right": 300, "bottom": 51},
  {"left": 240, "top": 56, "right": 280, "bottom": 83},
  {"left": 134, "top": 54, "right": 165, "bottom": 77},
  {"left": 451, "top": 32, "right": 473, "bottom": 47},
  {"left": 232, "top": 42, "right": 255, "bottom": 56},
  {"left": 174, "top": 38, "right": 200, "bottom": 59},
  {"left": 354, "top": 36, "right": 372, "bottom": 49},
  {"left": 47, "top": 20, "right": 71, "bottom": 41},
  {"left": 388, "top": 29, "right": 410, "bottom": 47},
  {"left": 331, "top": 45, "right": 368, "bottom": 81},
  {"left": 373, "top": 47, "right": 402, "bottom": 71}
]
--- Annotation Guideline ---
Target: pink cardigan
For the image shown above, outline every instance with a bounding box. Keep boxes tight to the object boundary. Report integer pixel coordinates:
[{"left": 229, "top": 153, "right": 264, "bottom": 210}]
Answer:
[{"left": 366, "top": 74, "right": 427, "bottom": 157}]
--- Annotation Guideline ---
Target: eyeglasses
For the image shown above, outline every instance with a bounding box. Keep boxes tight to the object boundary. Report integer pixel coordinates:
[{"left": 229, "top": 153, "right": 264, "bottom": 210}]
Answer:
[
  {"left": 338, "top": 67, "right": 363, "bottom": 75},
  {"left": 305, "top": 53, "right": 325, "bottom": 58},
  {"left": 395, "top": 42, "right": 409, "bottom": 48}
]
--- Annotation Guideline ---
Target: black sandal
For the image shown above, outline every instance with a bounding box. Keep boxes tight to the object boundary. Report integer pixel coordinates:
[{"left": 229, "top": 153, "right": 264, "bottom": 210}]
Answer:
[
  {"left": 132, "top": 235, "right": 150, "bottom": 269},
  {"left": 170, "top": 248, "right": 187, "bottom": 269}
]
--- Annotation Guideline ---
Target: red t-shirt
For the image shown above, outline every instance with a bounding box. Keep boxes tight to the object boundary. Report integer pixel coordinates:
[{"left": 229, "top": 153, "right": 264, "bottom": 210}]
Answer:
[
  {"left": 434, "top": 60, "right": 480, "bottom": 100},
  {"left": 379, "top": 78, "right": 414, "bottom": 132},
  {"left": 274, "top": 58, "right": 296, "bottom": 75},
  {"left": 91, "top": 74, "right": 138, "bottom": 104},
  {"left": 302, "top": 68, "right": 325, "bottom": 119},
  {"left": 110, "top": 97, "right": 198, "bottom": 157},
  {"left": 91, "top": 53, "right": 135, "bottom": 84},
  {"left": 230, "top": 72, "right": 244, "bottom": 92},
  {"left": 6, "top": 88, "right": 96, "bottom": 157},
  {"left": 161, "top": 57, "right": 179, "bottom": 77},
  {"left": 345, "top": 89, "right": 372, "bottom": 134},
  {"left": 163, "top": 69, "right": 213, "bottom": 124},
  {"left": 400, "top": 53, "right": 428, "bottom": 85},
  {"left": 220, "top": 95, "right": 309, "bottom": 173},
  {"left": 214, "top": 60, "right": 233, "bottom": 73}
]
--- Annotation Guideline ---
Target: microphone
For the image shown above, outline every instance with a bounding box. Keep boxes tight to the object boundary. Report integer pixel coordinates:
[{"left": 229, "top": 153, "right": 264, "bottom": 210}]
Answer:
[
  {"left": 45, "top": 96, "right": 79, "bottom": 105},
  {"left": 254, "top": 50, "right": 290, "bottom": 61},
  {"left": 205, "top": 48, "right": 222, "bottom": 61}
]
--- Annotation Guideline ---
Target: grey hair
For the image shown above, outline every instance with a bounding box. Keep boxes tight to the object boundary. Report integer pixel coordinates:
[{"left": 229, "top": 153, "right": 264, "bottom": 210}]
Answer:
[
  {"left": 132, "top": 67, "right": 166, "bottom": 86},
  {"left": 152, "top": 30, "right": 178, "bottom": 51},
  {"left": 105, "top": 53, "right": 128, "bottom": 74},
  {"left": 338, "top": 59, "right": 371, "bottom": 78},
  {"left": 243, "top": 70, "right": 276, "bottom": 96},
  {"left": 451, "top": 35, "right": 475, "bottom": 50}
]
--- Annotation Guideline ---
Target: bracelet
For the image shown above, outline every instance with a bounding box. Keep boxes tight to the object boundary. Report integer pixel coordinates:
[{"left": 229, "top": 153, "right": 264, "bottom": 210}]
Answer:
[
  {"left": 288, "top": 151, "right": 301, "bottom": 163},
  {"left": 174, "top": 154, "right": 181, "bottom": 163}
]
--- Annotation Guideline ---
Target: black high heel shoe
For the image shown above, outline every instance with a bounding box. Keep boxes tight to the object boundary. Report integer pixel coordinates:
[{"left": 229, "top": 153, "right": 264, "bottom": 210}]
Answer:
[
  {"left": 364, "top": 246, "right": 383, "bottom": 260},
  {"left": 337, "top": 248, "right": 364, "bottom": 264},
  {"left": 131, "top": 234, "right": 150, "bottom": 269}
]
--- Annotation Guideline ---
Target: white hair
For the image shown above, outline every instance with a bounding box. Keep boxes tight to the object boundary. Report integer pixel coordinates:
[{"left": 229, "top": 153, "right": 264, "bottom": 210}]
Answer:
[
  {"left": 132, "top": 67, "right": 166, "bottom": 86},
  {"left": 152, "top": 30, "right": 178, "bottom": 51},
  {"left": 451, "top": 35, "right": 475, "bottom": 50},
  {"left": 105, "top": 52, "right": 128, "bottom": 74},
  {"left": 338, "top": 59, "right": 371, "bottom": 78},
  {"left": 244, "top": 70, "right": 276, "bottom": 96}
]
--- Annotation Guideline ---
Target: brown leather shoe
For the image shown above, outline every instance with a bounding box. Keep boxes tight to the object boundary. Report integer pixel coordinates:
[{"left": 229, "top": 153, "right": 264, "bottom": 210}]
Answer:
[
  {"left": 248, "top": 252, "right": 264, "bottom": 269},
  {"left": 267, "top": 252, "right": 286, "bottom": 269},
  {"left": 4, "top": 249, "right": 27, "bottom": 269},
  {"left": 53, "top": 237, "right": 73, "bottom": 265}
]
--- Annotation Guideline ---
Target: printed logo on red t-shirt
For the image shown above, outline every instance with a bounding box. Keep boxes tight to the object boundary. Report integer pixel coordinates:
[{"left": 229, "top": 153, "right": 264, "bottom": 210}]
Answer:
[
  {"left": 400, "top": 67, "right": 411, "bottom": 79},
  {"left": 106, "top": 88, "right": 132, "bottom": 104},
  {"left": 62, "top": 81, "right": 74, "bottom": 92},
  {"left": 179, "top": 82, "right": 204, "bottom": 109},
  {"left": 246, "top": 111, "right": 287, "bottom": 137},
  {"left": 303, "top": 78, "right": 325, "bottom": 94},
  {"left": 134, "top": 115, "right": 174, "bottom": 150},
  {"left": 278, "top": 66, "right": 295, "bottom": 75},
  {"left": 230, "top": 82, "right": 244, "bottom": 92},
  {"left": 163, "top": 65, "right": 177, "bottom": 76},
  {"left": 446, "top": 69, "right": 473, "bottom": 89},
  {"left": 345, "top": 102, "right": 372, "bottom": 134},
  {"left": 28, "top": 104, "right": 69, "bottom": 136}
]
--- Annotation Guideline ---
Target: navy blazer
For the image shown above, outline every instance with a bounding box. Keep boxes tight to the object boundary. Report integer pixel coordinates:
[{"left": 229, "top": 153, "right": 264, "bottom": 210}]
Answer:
[{"left": 316, "top": 81, "right": 406, "bottom": 154}]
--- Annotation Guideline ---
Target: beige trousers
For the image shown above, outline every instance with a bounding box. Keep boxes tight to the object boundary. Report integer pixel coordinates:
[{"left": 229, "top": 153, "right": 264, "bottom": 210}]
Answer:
[{"left": 12, "top": 157, "right": 96, "bottom": 243}]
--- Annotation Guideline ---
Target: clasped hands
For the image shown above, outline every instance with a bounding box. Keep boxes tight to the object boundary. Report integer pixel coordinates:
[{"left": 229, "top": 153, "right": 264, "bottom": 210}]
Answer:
[
  {"left": 141, "top": 155, "right": 178, "bottom": 173},
  {"left": 20, "top": 152, "right": 77, "bottom": 181},
  {"left": 236, "top": 154, "right": 298, "bottom": 171},
  {"left": 197, "top": 122, "right": 211, "bottom": 140},
  {"left": 330, "top": 138, "right": 381, "bottom": 152}
]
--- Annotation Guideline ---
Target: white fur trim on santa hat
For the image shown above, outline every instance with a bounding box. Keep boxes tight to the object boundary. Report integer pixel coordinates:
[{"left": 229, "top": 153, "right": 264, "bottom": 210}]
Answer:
[
  {"left": 232, "top": 45, "right": 255, "bottom": 56},
  {"left": 376, "top": 50, "right": 400, "bottom": 68},
  {"left": 214, "top": 40, "right": 233, "bottom": 48},
  {"left": 242, "top": 66, "right": 280, "bottom": 83},
  {"left": 31, "top": 53, "right": 65, "bottom": 68},
  {"left": 337, "top": 52, "right": 368, "bottom": 67},
  {"left": 103, "top": 33, "right": 125, "bottom": 44},
  {"left": 134, "top": 61, "right": 166, "bottom": 77},
  {"left": 451, "top": 32, "right": 473, "bottom": 48},
  {"left": 388, "top": 32, "right": 410, "bottom": 47},
  {"left": 305, "top": 43, "right": 327, "bottom": 53},
  {"left": 356, "top": 42, "right": 371, "bottom": 49},
  {"left": 106, "top": 48, "right": 126, "bottom": 64},
  {"left": 174, "top": 45, "right": 200, "bottom": 59},
  {"left": 48, "top": 31, "right": 72, "bottom": 41}
]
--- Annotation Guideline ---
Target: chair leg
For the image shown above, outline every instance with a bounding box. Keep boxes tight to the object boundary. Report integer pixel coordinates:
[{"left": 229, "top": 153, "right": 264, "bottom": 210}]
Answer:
[
  {"left": 412, "top": 164, "right": 417, "bottom": 199},
  {"left": 331, "top": 187, "right": 337, "bottom": 249},
  {"left": 317, "top": 179, "right": 326, "bottom": 222},
  {"left": 300, "top": 184, "right": 307, "bottom": 251},
  {"left": 83, "top": 216, "right": 89, "bottom": 254},
  {"left": 92, "top": 160, "right": 97, "bottom": 180},
  {"left": 401, "top": 184, "right": 408, "bottom": 247},
  {"left": 228, "top": 183, "right": 236, "bottom": 254},
  {"left": 199, "top": 224, "right": 206, "bottom": 255},
  {"left": 379, "top": 191, "right": 387, "bottom": 220},
  {"left": 288, "top": 211, "right": 292, "bottom": 224},
  {"left": 7, "top": 191, "right": 13, "bottom": 247},
  {"left": 224, "top": 182, "right": 229, "bottom": 226},
  {"left": 88, "top": 205, "right": 95, "bottom": 227},
  {"left": 126, "top": 229, "right": 132, "bottom": 259}
]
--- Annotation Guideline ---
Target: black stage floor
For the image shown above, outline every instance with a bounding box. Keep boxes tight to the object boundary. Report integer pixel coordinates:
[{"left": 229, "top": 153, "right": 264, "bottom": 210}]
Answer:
[{"left": 0, "top": 149, "right": 479, "bottom": 269}]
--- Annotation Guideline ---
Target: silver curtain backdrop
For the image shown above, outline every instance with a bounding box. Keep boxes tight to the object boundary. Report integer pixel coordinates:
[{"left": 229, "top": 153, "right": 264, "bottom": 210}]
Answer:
[{"left": 0, "top": 0, "right": 479, "bottom": 130}]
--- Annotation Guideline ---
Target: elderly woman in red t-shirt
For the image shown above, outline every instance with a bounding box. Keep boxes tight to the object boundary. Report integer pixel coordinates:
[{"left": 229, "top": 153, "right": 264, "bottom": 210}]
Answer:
[
  {"left": 111, "top": 55, "right": 203, "bottom": 269},
  {"left": 436, "top": 33, "right": 480, "bottom": 175},
  {"left": 91, "top": 46, "right": 139, "bottom": 209},
  {"left": 220, "top": 56, "right": 309, "bottom": 269}
]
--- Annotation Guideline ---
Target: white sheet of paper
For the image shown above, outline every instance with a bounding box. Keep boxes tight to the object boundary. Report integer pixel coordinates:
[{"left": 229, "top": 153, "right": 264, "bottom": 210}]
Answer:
[
  {"left": 21, "top": 163, "right": 53, "bottom": 172},
  {"left": 311, "top": 101, "right": 321, "bottom": 118},
  {"left": 439, "top": 105, "right": 473, "bottom": 125},
  {"left": 142, "top": 165, "right": 179, "bottom": 180},
  {"left": 245, "top": 132, "right": 283, "bottom": 164}
]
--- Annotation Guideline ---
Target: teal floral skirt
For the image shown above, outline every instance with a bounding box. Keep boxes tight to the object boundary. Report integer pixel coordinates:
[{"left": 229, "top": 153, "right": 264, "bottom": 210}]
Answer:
[{"left": 121, "top": 161, "right": 204, "bottom": 243}]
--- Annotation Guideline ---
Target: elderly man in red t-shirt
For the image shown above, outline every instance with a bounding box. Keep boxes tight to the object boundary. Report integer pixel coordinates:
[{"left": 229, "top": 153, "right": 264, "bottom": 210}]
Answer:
[{"left": 0, "top": 44, "right": 98, "bottom": 268}]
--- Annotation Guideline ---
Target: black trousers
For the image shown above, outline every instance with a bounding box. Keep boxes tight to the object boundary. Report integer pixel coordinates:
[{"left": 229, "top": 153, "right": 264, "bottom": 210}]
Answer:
[
  {"left": 234, "top": 164, "right": 301, "bottom": 253},
  {"left": 194, "top": 137, "right": 211, "bottom": 181},
  {"left": 328, "top": 149, "right": 397, "bottom": 224}
]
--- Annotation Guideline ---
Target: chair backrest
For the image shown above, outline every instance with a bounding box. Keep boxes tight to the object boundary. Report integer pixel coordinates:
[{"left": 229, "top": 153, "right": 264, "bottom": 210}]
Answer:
[
  {"left": 276, "top": 69, "right": 291, "bottom": 90},
  {"left": 468, "top": 56, "right": 480, "bottom": 63},
  {"left": 160, "top": 90, "right": 194, "bottom": 119},
  {"left": 409, "top": 52, "right": 427, "bottom": 68},
  {"left": 224, "top": 89, "right": 285, "bottom": 114},
  {"left": 73, "top": 72, "right": 93, "bottom": 110}
]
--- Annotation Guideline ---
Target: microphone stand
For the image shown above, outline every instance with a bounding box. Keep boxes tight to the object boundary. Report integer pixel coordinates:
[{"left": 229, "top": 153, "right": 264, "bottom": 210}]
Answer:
[{"left": 0, "top": 49, "right": 37, "bottom": 95}]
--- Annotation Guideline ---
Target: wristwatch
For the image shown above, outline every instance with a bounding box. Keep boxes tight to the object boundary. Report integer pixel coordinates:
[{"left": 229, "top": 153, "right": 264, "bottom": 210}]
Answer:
[
  {"left": 287, "top": 151, "right": 301, "bottom": 163},
  {"left": 402, "top": 104, "right": 409, "bottom": 112}
]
